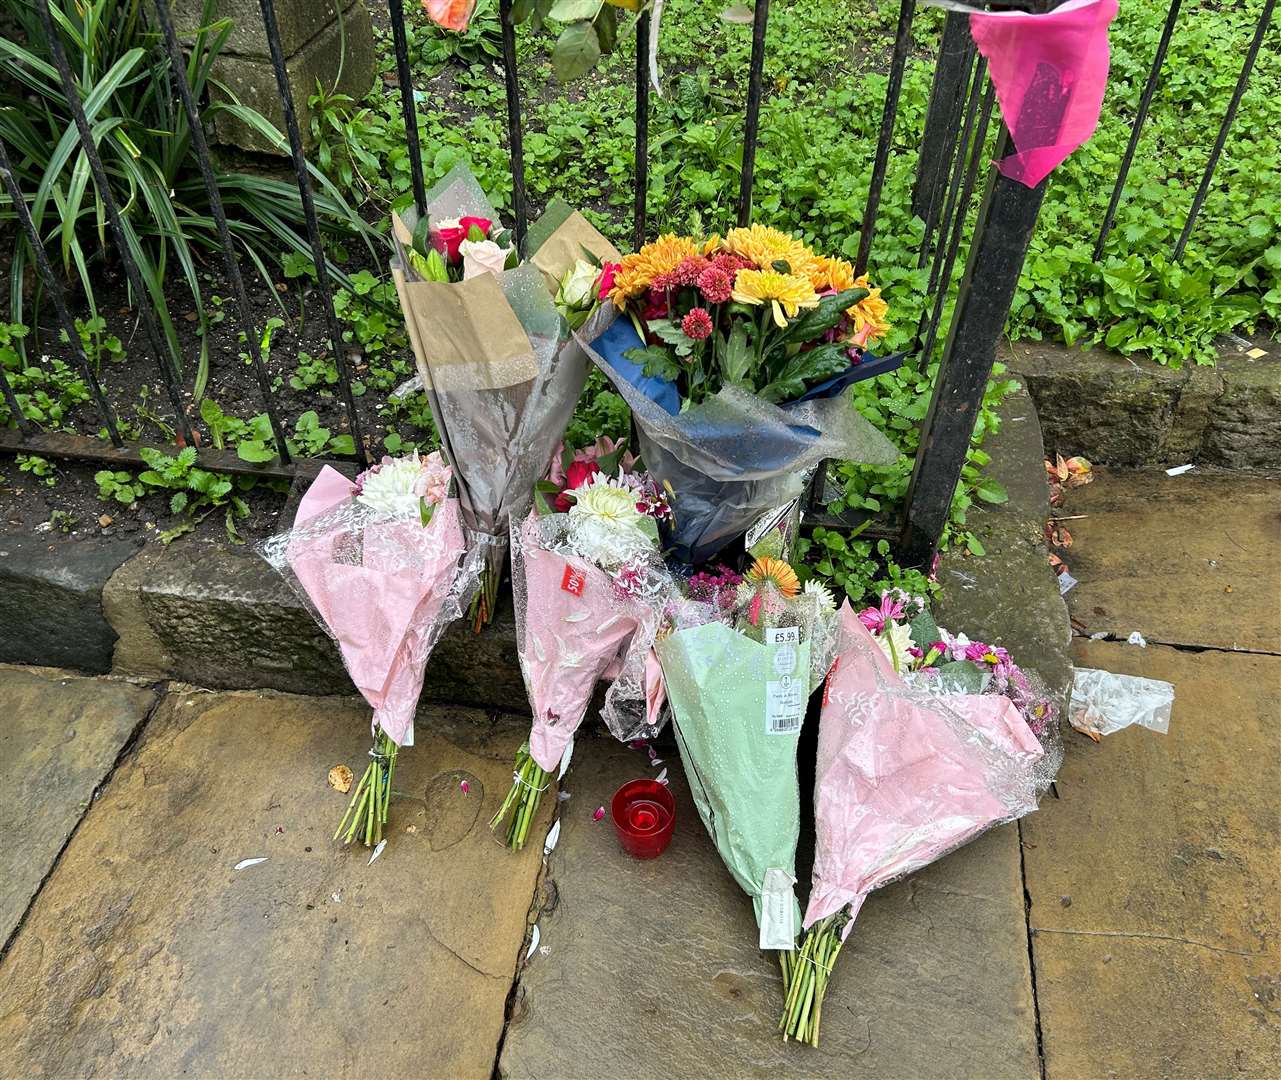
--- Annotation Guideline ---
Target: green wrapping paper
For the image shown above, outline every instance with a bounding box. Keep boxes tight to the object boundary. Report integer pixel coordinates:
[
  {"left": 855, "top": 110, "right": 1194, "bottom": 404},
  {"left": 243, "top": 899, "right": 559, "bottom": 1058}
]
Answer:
[{"left": 657, "top": 621, "right": 810, "bottom": 949}]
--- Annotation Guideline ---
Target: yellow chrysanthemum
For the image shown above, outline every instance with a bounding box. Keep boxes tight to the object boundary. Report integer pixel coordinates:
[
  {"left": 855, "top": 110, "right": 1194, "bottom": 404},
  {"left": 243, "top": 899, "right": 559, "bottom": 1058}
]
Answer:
[
  {"left": 608, "top": 234, "right": 699, "bottom": 307},
  {"left": 701, "top": 234, "right": 722, "bottom": 256},
  {"left": 723, "top": 224, "right": 817, "bottom": 278},
  {"left": 808, "top": 257, "right": 891, "bottom": 343},
  {"left": 745, "top": 557, "right": 800, "bottom": 598},
  {"left": 731, "top": 269, "right": 820, "bottom": 328}
]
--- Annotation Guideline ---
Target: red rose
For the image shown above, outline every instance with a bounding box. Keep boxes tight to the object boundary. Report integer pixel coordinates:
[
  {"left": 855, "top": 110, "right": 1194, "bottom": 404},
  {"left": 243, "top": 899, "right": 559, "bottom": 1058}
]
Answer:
[
  {"left": 597, "top": 261, "right": 620, "bottom": 299},
  {"left": 431, "top": 216, "right": 493, "bottom": 263},
  {"left": 555, "top": 460, "right": 600, "bottom": 512}
]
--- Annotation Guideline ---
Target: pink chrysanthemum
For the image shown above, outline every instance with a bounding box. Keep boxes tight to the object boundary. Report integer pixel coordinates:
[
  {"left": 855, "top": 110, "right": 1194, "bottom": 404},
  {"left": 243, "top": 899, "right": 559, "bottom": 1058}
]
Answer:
[
  {"left": 697, "top": 265, "right": 733, "bottom": 304},
  {"left": 672, "top": 255, "right": 710, "bottom": 287},
  {"left": 681, "top": 307, "right": 714, "bottom": 340}
]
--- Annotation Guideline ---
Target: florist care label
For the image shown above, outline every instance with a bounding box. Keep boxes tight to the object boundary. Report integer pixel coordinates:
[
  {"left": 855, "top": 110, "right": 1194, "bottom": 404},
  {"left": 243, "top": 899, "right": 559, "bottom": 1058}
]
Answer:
[
  {"left": 759, "top": 867, "right": 798, "bottom": 950},
  {"left": 765, "top": 626, "right": 804, "bottom": 736}
]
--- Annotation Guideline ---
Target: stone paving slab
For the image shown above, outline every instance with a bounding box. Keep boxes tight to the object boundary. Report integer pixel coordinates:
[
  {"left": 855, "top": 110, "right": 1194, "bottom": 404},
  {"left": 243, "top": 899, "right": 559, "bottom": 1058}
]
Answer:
[
  {"left": 1061, "top": 469, "right": 1280, "bottom": 654},
  {"left": 0, "top": 688, "right": 549, "bottom": 1079},
  {"left": 1024, "top": 641, "right": 1281, "bottom": 1079},
  {"left": 0, "top": 667, "right": 155, "bottom": 947},
  {"left": 500, "top": 739, "right": 1039, "bottom": 1080}
]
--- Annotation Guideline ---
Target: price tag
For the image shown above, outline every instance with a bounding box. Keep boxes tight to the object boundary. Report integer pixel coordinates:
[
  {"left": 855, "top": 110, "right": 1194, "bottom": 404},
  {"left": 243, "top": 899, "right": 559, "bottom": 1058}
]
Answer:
[
  {"left": 560, "top": 565, "right": 586, "bottom": 596},
  {"left": 764, "top": 627, "right": 803, "bottom": 735}
]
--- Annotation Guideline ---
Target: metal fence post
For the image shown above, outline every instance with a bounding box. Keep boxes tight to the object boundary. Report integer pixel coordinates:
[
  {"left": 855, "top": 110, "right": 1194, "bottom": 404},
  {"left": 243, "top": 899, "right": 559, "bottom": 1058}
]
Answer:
[
  {"left": 498, "top": 0, "right": 528, "bottom": 249},
  {"left": 912, "top": 10, "right": 973, "bottom": 221},
  {"left": 634, "top": 10, "right": 650, "bottom": 250},
  {"left": 899, "top": 129, "right": 1051, "bottom": 570},
  {"left": 736, "top": 0, "right": 770, "bottom": 227},
  {"left": 388, "top": 0, "right": 429, "bottom": 220}
]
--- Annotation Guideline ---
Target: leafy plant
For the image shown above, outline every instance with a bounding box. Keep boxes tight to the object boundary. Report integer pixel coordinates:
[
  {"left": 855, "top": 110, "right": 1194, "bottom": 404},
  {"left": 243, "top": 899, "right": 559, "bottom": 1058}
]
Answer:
[
  {"left": 94, "top": 469, "right": 147, "bottom": 505},
  {"left": 0, "top": 0, "right": 371, "bottom": 390},
  {"left": 17, "top": 454, "right": 57, "bottom": 487},
  {"left": 0, "top": 322, "right": 92, "bottom": 429}
]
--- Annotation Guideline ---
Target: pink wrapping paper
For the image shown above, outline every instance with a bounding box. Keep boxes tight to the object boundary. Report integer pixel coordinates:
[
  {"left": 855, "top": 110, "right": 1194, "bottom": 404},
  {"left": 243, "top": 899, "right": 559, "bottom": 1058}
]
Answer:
[
  {"left": 285, "top": 466, "right": 467, "bottom": 746},
  {"left": 805, "top": 604, "right": 1044, "bottom": 932},
  {"left": 969, "top": 0, "right": 1119, "bottom": 187},
  {"left": 520, "top": 545, "right": 646, "bottom": 772}
]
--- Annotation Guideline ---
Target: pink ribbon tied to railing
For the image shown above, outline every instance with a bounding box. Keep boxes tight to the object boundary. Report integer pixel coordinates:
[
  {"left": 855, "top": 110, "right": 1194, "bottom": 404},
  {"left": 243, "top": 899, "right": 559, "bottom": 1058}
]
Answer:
[{"left": 968, "top": 0, "right": 1120, "bottom": 187}]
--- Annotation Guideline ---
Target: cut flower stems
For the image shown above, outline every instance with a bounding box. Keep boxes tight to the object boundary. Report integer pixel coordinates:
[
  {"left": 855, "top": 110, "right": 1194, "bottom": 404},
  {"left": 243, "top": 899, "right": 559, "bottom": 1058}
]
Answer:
[
  {"left": 779, "top": 912, "right": 850, "bottom": 1046},
  {"left": 490, "top": 742, "right": 549, "bottom": 849},
  {"left": 334, "top": 729, "right": 398, "bottom": 847}
]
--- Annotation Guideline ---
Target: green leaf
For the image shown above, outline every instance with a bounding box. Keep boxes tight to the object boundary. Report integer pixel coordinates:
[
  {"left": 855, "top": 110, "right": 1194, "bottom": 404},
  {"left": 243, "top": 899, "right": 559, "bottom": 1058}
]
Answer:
[
  {"left": 779, "top": 288, "right": 869, "bottom": 344},
  {"left": 170, "top": 492, "right": 188, "bottom": 514},
  {"left": 909, "top": 608, "right": 941, "bottom": 651},
  {"left": 973, "top": 478, "right": 1009, "bottom": 505},
  {"left": 719, "top": 321, "right": 752, "bottom": 385},
  {"left": 625, "top": 345, "right": 682, "bottom": 383},
  {"left": 759, "top": 342, "right": 851, "bottom": 403},
  {"left": 548, "top": 0, "right": 604, "bottom": 20},
  {"left": 594, "top": 3, "right": 618, "bottom": 52},
  {"left": 935, "top": 660, "right": 984, "bottom": 694},
  {"left": 236, "top": 441, "right": 276, "bottom": 464},
  {"left": 327, "top": 434, "right": 357, "bottom": 456},
  {"left": 138, "top": 470, "right": 166, "bottom": 487},
  {"left": 551, "top": 21, "right": 601, "bottom": 82}
]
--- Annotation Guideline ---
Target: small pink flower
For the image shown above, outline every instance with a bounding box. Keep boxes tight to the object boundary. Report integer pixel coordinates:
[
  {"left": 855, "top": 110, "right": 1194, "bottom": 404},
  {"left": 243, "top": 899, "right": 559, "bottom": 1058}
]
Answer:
[
  {"left": 681, "top": 307, "right": 714, "bottom": 341},
  {"left": 592, "top": 806, "right": 606, "bottom": 822},
  {"left": 697, "top": 265, "right": 733, "bottom": 304}
]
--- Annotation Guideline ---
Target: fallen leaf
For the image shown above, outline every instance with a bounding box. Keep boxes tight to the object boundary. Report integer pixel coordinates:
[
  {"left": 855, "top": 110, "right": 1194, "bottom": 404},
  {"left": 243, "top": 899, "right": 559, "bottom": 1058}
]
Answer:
[
  {"left": 1070, "top": 722, "right": 1102, "bottom": 743},
  {"left": 98, "top": 514, "right": 113, "bottom": 527},
  {"left": 405, "top": 824, "right": 418, "bottom": 834},
  {"left": 327, "top": 765, "right": 353, "bottom": 793}
]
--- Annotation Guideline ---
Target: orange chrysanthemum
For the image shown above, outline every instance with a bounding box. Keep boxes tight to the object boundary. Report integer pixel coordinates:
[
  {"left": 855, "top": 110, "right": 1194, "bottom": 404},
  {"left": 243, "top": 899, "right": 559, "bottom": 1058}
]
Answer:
[
  {"left": 809, "top": 257, "right": 891, "bottom": 344},
  {"left": 609, "top": 234, "right": 700, "bottom": 307},
  {"left": 745, "top": 556, "right": 800, "bottom": 598}
]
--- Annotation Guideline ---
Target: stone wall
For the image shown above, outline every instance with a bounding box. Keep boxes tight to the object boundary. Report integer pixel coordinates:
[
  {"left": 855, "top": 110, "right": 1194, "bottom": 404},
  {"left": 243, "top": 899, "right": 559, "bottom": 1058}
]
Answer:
[
  {"left": 168, "top": 0, "right": 375, "bottom": 154},
  {"left": 1002, "top": 337, "right": 1281, "bottom": 470}
]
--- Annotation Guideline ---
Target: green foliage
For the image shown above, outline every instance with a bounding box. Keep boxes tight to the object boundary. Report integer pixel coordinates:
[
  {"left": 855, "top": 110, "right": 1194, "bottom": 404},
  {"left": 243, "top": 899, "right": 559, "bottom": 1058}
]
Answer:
[
  {"left": 17, "top": 454, "right": 57, "bottom": 487},
  {"left": 94, "top": 469, "right": 147, "bottom": 505},
  {"left": 0, "top": 323, "right": 91, "bottom": 429},
  {"left": 795, "top": 529, "right": 938, "bottom": 609},
  {"left": 0, "top": 0, "right": 371, "bottom": 389}
]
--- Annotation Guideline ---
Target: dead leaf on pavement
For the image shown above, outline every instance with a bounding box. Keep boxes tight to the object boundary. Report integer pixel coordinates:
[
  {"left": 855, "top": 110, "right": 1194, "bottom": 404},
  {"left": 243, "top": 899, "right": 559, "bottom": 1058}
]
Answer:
[
  {"left": 1070, "top": 721, "right": 1102, "bottom": 743},
  {"left": 327, "top": 765, "right": 353, "bottom": 793}
]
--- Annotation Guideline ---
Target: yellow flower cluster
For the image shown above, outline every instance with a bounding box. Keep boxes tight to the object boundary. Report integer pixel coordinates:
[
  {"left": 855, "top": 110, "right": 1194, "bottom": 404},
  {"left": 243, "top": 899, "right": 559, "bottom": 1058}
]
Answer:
[{"left": 609, "top": 226, "right": 890, "bottom": 344}]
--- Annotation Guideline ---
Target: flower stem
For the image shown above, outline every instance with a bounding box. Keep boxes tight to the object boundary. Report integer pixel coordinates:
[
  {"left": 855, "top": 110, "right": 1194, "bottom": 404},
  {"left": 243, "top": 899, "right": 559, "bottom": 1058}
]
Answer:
[{"left": 490, "top": 743, "right": 548, "bottom": 850}]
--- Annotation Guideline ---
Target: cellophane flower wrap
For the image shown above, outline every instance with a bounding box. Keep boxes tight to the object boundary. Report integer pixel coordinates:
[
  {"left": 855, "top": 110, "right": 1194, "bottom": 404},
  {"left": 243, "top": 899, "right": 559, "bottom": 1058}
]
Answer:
[
  {"left": 581, "top": 227, "right": 903, "bottom": 564},
  {"left": 258, "top": 455, "right": 487, "bottom": 846},
  {"left": 780, "top": 601, "right": 1051, "bottom": 1045},
  {"left": 655, "top": 559, "right": 839, "bottom": 948},
  {"left": 391, "top": 167, "right": 621, "bottom": 627},
  {"left": 492, "top": 469, "right": 677, "bottom": 849}
]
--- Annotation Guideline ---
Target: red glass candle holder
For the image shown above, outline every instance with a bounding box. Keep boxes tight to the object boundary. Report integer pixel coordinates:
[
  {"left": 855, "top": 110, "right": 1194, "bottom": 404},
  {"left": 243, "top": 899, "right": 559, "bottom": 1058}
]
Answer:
[{"left": 610, "top": 778, "right": 676, "bottom": 859}]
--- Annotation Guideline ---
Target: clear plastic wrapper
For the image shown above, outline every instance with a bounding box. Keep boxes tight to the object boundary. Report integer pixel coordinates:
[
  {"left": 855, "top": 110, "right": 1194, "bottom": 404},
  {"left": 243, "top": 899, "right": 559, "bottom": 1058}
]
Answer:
[
  {"left": 805, "top": 602, "right": 1049, "bottom": 933},
  {"left": 580, "top": 328, "right": 898, "bottom": 563},
  {"left": 1070, "top": 666, "right": 1174, "bottom": 736},
  {"left": 656, "top": 588, "right": 837, "bottom": 948},
  {"left": 510, "top": 510, "right": 678, "bottom": 771},
  {"left": 257, "top": 466, "right": 488, "bottom": 746}
]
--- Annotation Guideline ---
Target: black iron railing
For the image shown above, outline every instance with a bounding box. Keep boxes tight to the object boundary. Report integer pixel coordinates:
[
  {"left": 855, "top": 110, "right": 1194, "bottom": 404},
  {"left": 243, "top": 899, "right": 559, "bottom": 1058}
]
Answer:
[{"left": 0, "top": 0, "right": 1275, "bottom": 568}]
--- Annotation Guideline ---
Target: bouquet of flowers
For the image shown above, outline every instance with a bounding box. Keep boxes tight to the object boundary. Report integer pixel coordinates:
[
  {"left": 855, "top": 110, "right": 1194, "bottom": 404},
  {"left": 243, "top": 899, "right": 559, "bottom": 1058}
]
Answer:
[
  {"left": 581, "top": 226, "right": 903, "bottom": 563},
  {"left": 654, "top": 557, "right": 839, "bottom": 953},
  {"left": 779, "top": 601, "right": 1055, "bottom": 1045},
  {"left": 492, "top": 446, "right": 677, "bottom": 849},
  {"left": 257, "top": 453, "right": 485, "bottom": 847},
  {"left": 391, "top": 167, "right": 621, "bottom": 629}
]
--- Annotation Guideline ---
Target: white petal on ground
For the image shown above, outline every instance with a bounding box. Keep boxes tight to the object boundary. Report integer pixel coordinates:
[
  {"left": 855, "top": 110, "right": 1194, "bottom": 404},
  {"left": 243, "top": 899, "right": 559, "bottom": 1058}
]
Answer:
[
  {"left": 526, "top": 923, "right": 541, "bottom": 960},
  {"left": 544, "top": 819, "right": 562, "bottom": 855},
  {"left": 233, "top": 857, "right": 267, "bottom": 871},
  {"left": 368, "top": 839, "right": 387, "bottom": 865}
]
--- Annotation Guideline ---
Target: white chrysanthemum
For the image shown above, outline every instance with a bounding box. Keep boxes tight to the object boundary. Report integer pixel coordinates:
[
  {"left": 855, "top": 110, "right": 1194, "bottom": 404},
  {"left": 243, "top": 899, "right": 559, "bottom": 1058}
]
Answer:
[
  {"left": 566, "top": 474, "right": 651, "bottom": 568},
  {"left": 803, "top": 578, "right": 836, "bottom": 613},
  {"left": 876, "top": 619, "right": 916, "bottom": 673},
  {"left": 355, "top": 455, "right": 428, "bottom": 517}
]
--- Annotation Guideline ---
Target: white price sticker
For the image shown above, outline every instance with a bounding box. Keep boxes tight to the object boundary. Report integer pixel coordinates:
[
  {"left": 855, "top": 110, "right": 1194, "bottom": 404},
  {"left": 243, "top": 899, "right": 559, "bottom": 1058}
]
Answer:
[{"left": 765, "top": 627, "right": 804, "bottom": 734}]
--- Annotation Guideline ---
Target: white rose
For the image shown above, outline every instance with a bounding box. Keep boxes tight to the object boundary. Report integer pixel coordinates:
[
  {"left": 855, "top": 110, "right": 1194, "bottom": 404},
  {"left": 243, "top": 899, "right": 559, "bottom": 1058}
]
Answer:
[{"left": 460, "top": 238, "right": 513, "bottom": 279}]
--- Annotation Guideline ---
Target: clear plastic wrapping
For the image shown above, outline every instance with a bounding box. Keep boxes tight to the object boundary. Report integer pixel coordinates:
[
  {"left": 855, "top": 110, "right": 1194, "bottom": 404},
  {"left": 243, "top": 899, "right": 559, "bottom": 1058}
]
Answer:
[
  {"left": 1070, "top": 666, "right": 1174, "bottom": 736},
  {"left": 580, "top": 333, "right": 898, "bottom": 563},
  {"left": 806, "top": 602, "right": 1051, "bottom": 934},
  {"left": 509, "top": 510, "right": 679, "bottom": 772},
  {"left": 257, "top": 467, "right": 488, "bottom": 745}
]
